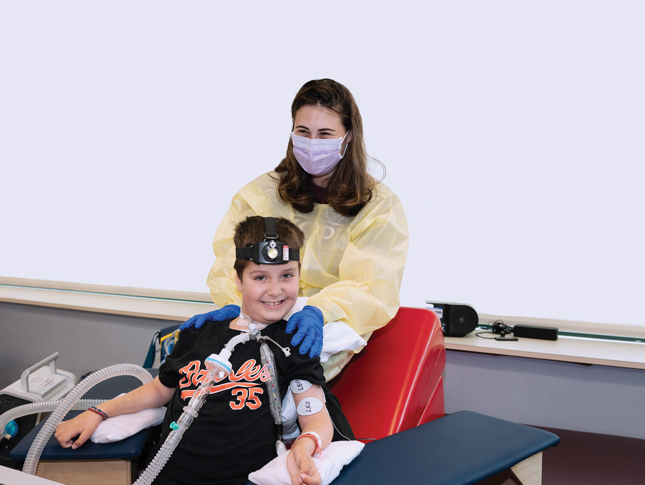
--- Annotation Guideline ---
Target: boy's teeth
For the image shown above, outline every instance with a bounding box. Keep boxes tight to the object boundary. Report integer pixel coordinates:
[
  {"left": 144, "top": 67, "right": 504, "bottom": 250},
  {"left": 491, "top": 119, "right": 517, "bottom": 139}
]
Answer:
[{"left": 264, "top": 301, "right": 282, "bottom": 306}]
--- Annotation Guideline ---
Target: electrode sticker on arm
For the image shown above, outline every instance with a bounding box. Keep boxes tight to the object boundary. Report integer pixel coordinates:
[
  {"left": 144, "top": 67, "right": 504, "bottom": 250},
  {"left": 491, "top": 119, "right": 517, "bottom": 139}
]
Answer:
[
  {"left": 296, "top": 397, "right": 323, "bottom": 416},
  {"left": 290, "top": 379, "right": 312, "bottom": 394}
]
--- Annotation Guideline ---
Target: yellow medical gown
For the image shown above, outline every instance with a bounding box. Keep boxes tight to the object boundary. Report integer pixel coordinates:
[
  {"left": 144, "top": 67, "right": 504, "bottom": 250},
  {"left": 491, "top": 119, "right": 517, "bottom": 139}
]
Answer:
[{"left": 206, "top": 172, "right": 409, "bottom": 379}]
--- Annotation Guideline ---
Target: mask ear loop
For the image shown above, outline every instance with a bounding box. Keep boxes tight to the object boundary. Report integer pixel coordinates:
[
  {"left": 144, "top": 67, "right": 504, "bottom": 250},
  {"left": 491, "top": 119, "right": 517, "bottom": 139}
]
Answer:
[{"left": 339, "top": 131, "right": 350, "bottom": 159}]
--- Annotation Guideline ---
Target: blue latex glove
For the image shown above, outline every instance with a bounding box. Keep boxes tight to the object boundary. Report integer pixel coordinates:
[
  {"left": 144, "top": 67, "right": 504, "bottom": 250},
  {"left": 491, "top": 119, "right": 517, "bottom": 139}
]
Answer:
[
  {"left": 179, "top": 304, "right": 241, "bottom": 330},
  {"left": 285, "top": 305, "right": 324, "bottom": 358}
]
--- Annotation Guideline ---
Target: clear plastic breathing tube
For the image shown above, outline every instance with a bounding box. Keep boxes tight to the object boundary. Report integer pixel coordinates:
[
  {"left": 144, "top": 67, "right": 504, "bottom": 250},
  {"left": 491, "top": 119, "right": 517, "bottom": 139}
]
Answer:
[
  {"left": 246, "top": 322, "right": 291, "bottom": 455},
  {"left": 9, "top": 328, "right": 286, "bottom": 484},
  {"left": 133, "top": 334, "right": 250, "bottom": 485},
  {"left": 259, "top": 342, "right": 281, "bottom": 426},
  {"left": 21, "top": 363, "right": 152, "bottom": 475},
  {"left": 259, "top": 340, "right": 287, "bottom": 455},
  {"left": 1, "top": 399, "right": 107, "bottom": 441}
]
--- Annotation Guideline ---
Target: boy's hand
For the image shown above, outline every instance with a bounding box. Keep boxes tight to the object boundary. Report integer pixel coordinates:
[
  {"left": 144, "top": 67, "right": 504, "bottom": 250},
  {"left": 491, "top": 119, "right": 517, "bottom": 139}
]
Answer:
[
  {"left": 55, "top": 410, "right": 103, "bottom": 449},
  {"left": 286, "top": 306, "right": 324, "bottom": 358},
  {"left": 179, "top": 305, "right": 240, "bottom": 330},
  {"left": 287, "top": 440, "right": 321, "bottom": 485}
]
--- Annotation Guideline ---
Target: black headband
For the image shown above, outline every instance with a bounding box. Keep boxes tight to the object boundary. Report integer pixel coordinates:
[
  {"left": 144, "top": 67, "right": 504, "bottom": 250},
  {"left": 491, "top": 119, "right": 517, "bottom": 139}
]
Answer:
[{"left": 235, "top": 217, "right": 300, "bottom": 264}]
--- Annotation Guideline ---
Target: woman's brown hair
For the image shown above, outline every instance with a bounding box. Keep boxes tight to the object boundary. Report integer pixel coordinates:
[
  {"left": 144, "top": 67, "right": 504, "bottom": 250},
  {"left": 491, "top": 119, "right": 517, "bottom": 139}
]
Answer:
[{"left": 274, "top": 79, "right": 377, "bottom": 217}]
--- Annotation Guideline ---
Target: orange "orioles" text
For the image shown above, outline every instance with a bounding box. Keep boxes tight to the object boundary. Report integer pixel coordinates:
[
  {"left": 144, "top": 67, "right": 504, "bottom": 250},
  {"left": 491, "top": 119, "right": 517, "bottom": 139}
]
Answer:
[{"left": 177, "top": 359, "right": 270, "bottom": 410}]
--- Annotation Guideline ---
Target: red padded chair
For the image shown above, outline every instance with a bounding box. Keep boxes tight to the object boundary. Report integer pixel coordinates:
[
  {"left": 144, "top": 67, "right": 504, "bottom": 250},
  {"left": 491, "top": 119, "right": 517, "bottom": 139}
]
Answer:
[{"left": 328, "top": 307, "right": 446, "bottom": 441}]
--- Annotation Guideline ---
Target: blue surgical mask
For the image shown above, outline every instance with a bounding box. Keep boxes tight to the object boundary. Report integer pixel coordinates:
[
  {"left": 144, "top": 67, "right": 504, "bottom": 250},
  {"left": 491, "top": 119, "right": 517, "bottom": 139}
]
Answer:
[{"left": 291, "top": 132, "right": 349, "bottom": 176}]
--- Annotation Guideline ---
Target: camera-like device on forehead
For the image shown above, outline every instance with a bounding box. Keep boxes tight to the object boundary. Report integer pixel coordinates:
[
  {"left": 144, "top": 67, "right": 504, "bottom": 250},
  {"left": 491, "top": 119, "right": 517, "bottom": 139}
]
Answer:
[{"left": 235, "top": 217, "right": 300, "bottom": 265}]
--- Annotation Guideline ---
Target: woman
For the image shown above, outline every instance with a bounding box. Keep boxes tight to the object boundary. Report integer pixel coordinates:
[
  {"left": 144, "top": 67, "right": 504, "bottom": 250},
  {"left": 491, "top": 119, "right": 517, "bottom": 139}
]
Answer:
[{"left": 182, "top": 78, "right": 408, "bottom": 381}]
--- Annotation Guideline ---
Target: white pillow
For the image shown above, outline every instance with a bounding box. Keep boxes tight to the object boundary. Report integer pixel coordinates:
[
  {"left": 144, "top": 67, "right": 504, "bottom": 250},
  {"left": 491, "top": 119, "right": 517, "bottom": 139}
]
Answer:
[
  {"left": 90, "top": 405, "right": 166, "bottom": 444},
  {"left": 248, "top": 440, "right": 365, "bottom": 485}
]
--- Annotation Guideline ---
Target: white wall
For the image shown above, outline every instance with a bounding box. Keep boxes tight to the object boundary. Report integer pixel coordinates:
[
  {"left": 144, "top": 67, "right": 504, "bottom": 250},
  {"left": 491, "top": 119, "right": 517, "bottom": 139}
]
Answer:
[{"left": 1, "top": 2, "right": 643, "bottom": 326}]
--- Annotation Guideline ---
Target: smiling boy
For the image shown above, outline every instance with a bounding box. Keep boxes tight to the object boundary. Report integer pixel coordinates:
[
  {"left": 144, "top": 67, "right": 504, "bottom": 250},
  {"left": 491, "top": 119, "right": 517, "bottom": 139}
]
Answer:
[{"left": 55, "top": 216, "right": 353, "bottom": 485}]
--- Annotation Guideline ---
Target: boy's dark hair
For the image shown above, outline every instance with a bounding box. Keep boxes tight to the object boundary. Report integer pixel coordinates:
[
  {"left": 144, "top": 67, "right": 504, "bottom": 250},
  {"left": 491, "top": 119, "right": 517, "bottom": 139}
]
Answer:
[{"left": 234, "top": 216, "right": 305, "bottom": 280}]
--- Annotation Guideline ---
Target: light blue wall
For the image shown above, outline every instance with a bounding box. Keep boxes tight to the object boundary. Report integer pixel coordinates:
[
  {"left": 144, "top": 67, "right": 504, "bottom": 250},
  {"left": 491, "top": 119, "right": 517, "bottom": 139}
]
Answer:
[
  {"left": 444, "top": 350, "right": 645, "bottom": 440},
  {"left": 2, "top": 302, "right": 644, "bottom": 440},
  {"left": 0, "top": 303, "right": 164, "bottom": 391}
]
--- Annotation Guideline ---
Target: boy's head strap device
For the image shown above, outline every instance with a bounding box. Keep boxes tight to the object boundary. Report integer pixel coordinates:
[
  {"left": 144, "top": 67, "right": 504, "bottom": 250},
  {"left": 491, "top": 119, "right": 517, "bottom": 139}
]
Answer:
[
  {"left": 235, "top": 217, "right": 300, "bottom": 265},
  {"left": 264, "top": 217, "right": 278, "bottom": 240}
]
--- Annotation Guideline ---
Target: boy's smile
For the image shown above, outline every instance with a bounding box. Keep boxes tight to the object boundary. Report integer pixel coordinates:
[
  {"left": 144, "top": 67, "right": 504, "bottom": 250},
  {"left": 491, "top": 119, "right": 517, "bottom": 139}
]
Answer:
[{"left": 235, "top": 261, "right": 300, "bottom": 324}]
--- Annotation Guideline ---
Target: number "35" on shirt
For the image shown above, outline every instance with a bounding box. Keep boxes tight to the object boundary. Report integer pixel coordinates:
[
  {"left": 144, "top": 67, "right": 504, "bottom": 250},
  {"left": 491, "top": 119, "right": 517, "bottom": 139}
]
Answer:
[{"left": 230, "top": 387, "right": 264, "bottom": 410}]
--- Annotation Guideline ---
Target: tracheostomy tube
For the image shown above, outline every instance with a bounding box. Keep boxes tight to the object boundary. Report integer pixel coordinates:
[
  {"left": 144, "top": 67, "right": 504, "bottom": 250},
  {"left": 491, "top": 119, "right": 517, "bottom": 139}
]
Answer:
[{"left": 134, "top": 333, "right": 250, "bottom": 485}]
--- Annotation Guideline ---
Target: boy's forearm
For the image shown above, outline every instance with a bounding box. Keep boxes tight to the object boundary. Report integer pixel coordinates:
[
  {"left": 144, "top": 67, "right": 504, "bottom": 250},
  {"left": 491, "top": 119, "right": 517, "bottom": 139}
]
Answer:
[
  {"left": 293, "top": 384, "right": 334, "bottom": 451},
  {"left": 55, "top": 376, "right": 174, "bottom": 450},
  {"left": 298, "top": 414, "right": 334, "bottom": 450},
  {"left": 99, "top": 377, "right": 174, "bottom": 418}
]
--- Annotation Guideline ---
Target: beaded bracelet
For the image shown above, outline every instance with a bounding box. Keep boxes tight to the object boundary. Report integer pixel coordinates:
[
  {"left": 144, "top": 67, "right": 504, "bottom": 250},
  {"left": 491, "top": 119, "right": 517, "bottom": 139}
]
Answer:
[
  {"left": 87, "top": 406, "right": 108, "bottom": 420},
  {"left": 294, "top": 431, "right": 322, "bottom": 457}
]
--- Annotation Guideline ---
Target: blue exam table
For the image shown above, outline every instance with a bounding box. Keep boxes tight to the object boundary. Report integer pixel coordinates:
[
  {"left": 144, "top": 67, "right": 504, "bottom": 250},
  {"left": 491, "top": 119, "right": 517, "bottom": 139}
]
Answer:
[{"left": 12, "top": 376, "right": 559, "bottom": 485}]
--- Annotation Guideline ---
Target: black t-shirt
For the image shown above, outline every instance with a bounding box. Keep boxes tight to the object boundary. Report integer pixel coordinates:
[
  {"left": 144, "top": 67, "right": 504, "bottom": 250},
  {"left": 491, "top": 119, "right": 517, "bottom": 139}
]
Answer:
[{"left": 153, "top": 319, "right": 326, "bottom": 485}]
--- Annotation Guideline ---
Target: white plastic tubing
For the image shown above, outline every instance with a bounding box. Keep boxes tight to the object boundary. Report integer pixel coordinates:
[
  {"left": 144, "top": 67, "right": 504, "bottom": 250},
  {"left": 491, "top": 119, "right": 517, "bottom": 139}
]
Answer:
[
  {"left": 2, "top": 342, "right": 251, "bottom": 483},
  {"left": 134, "top": 335, "right": 251, "bottom": 485},
  {"left": 0, "top": 399, "right": 107, "bottom": 441},
  {"left": 15, "top": 363, "right": 152, "bottom": 475},
  {"left": 133, "top": 397, "right": 194, "bottom": 485}
]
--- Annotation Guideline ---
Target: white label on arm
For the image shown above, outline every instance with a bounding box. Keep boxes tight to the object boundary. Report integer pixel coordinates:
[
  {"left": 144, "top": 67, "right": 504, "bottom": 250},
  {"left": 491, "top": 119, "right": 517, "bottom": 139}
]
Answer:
[
  {"left": 296, "top": 397, "right": 324, "bottom": 416},
  {"left": 290, "top": 379, "right": 313, "bottom": 394}
]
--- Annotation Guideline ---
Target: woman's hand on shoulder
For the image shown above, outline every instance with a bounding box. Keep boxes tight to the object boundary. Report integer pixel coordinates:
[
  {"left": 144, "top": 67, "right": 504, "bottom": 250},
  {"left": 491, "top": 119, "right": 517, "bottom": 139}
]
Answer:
[
  {"left": 287, "top": 440, "right": 321, "bottom": 485},
  {"left": 179, "top": 304, "right": 240, "bottom": 330},
  {"left": 55, "top": 410, "right": 103, "bottom": 450},
  {"left": 285, "top": 305, "right": 324, "bottom": 358}
]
